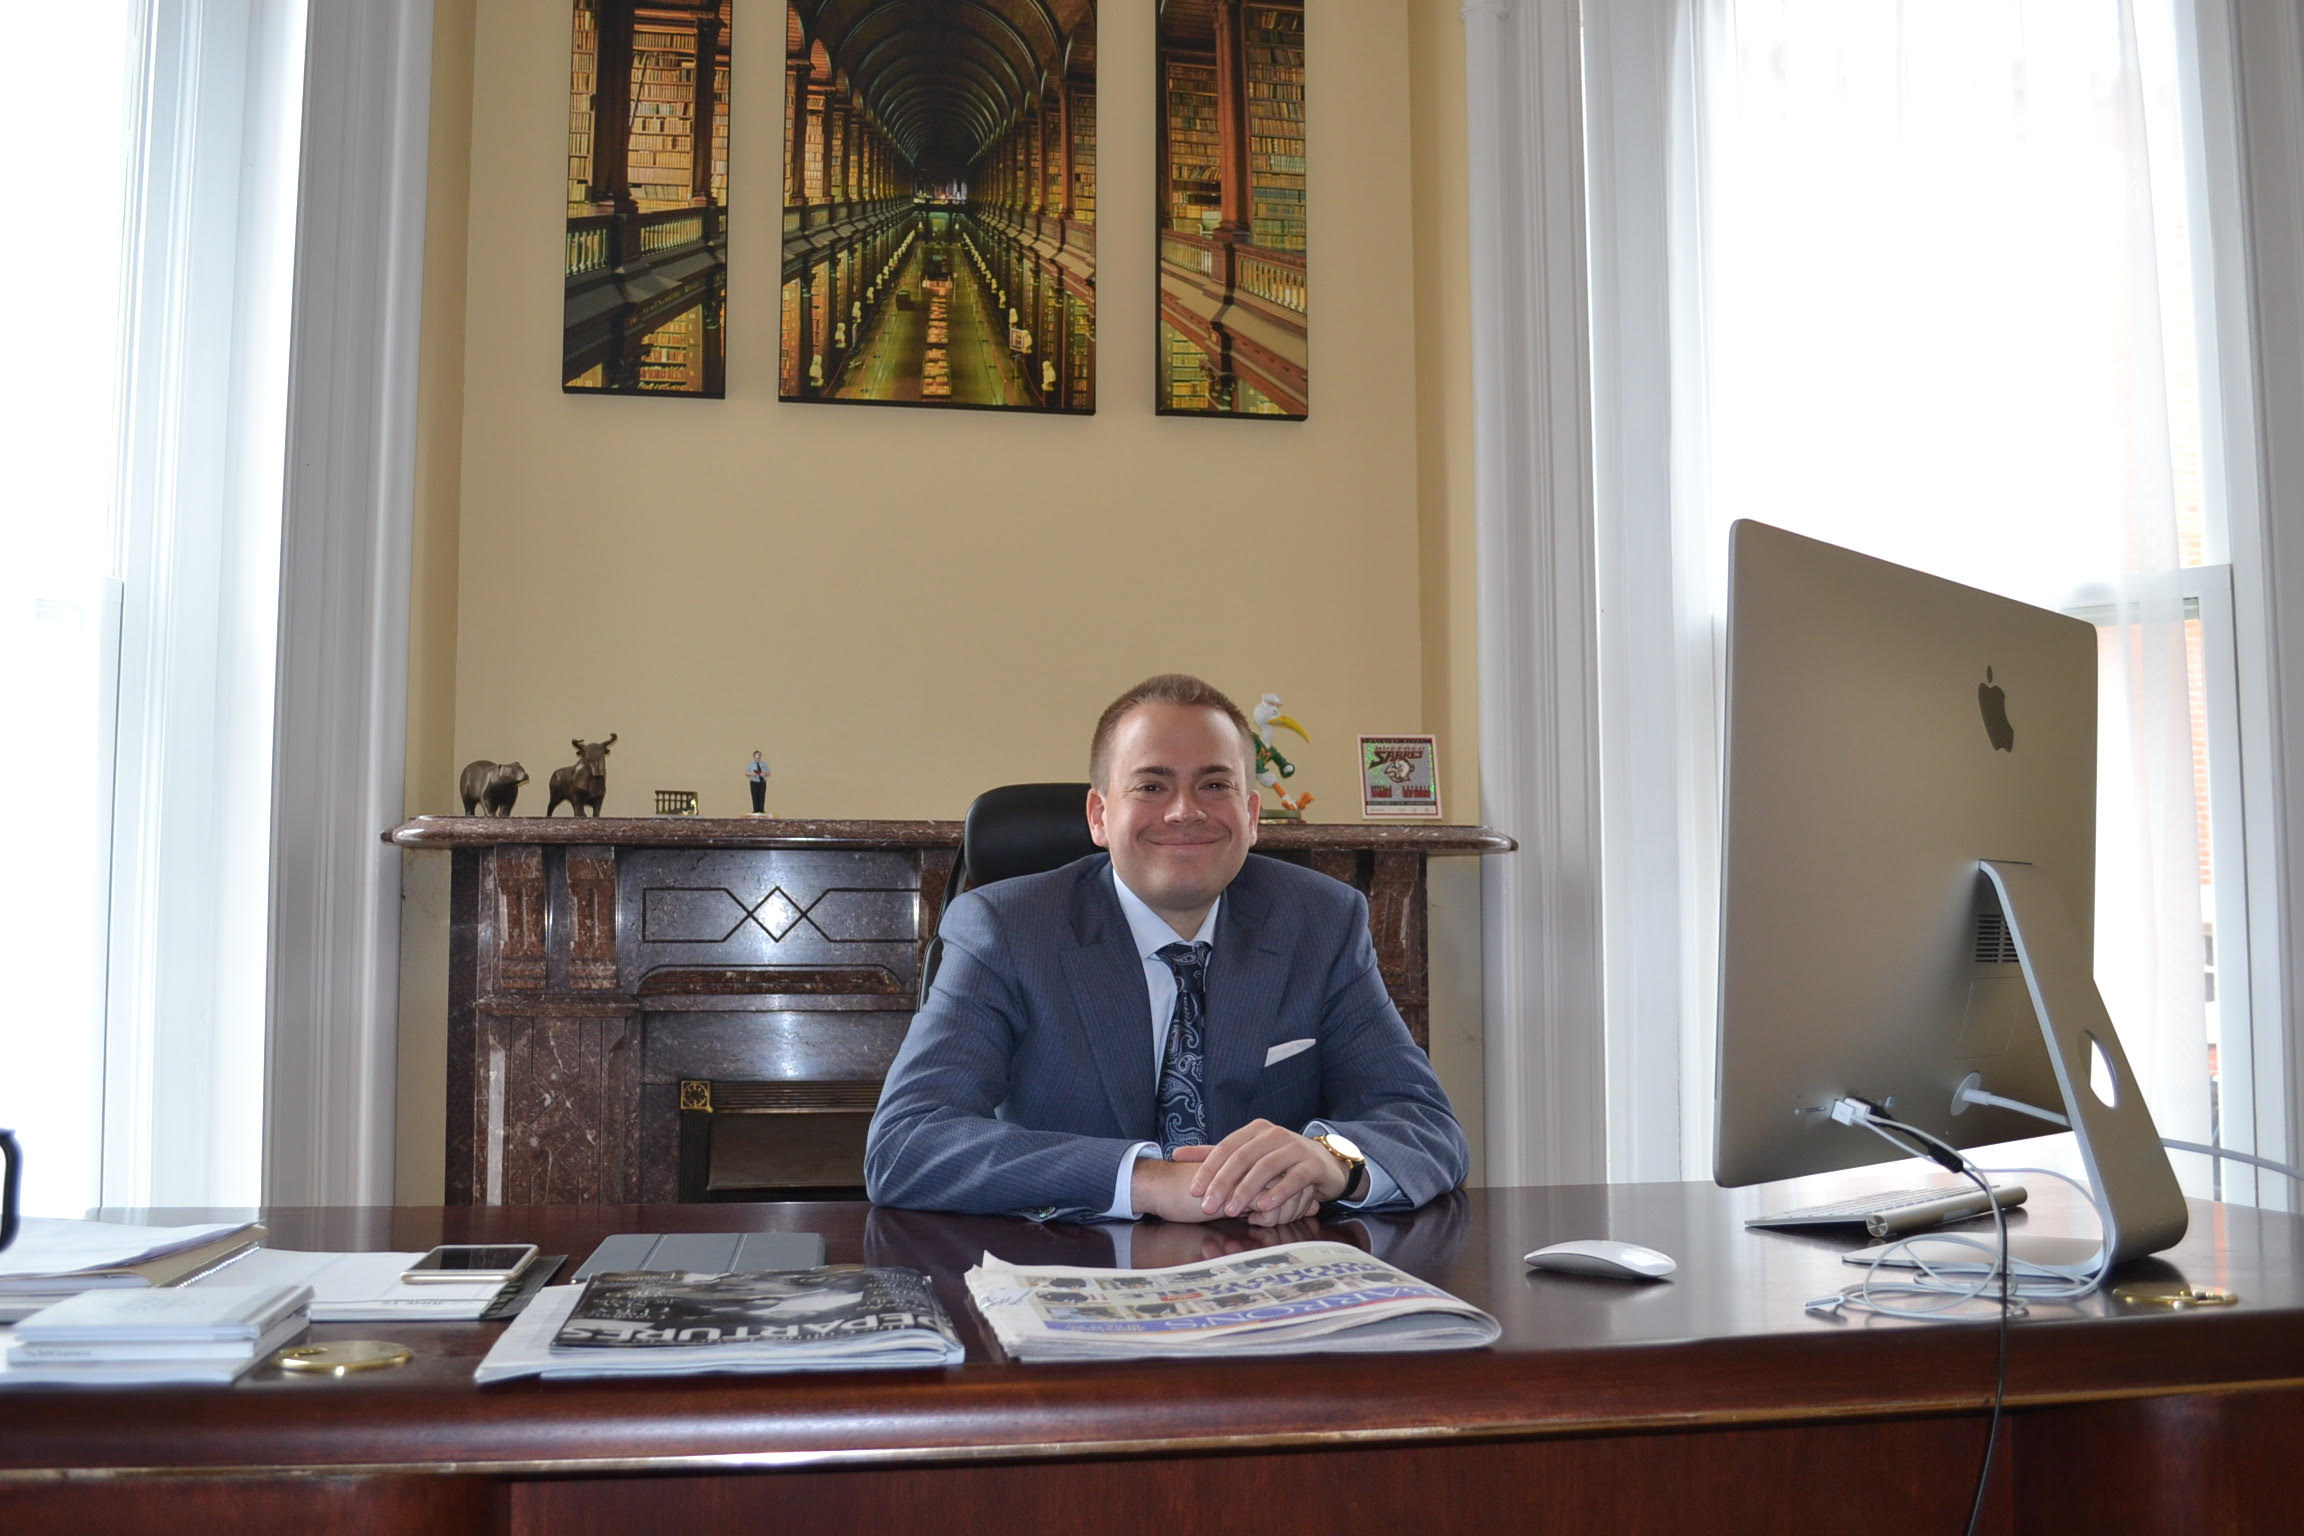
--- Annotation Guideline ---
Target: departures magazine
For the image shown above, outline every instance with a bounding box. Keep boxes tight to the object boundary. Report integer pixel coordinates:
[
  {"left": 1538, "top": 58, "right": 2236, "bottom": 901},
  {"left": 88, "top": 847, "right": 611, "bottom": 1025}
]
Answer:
[{"left": 473, "top": 1267, "right": 964, "bottom": 1381}]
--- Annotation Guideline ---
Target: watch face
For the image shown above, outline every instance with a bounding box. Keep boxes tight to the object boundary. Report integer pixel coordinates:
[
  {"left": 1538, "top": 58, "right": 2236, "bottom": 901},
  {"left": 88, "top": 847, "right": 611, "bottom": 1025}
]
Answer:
[{"left": 1323, "top": 1132, "right": 1364, "bottom": 1163}]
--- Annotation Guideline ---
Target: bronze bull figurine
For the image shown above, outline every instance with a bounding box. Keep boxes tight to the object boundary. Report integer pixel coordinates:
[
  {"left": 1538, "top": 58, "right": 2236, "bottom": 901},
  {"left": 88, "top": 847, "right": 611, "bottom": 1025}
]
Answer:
[{"left": 547, "top": 735, "right": 617, "bottom": 817}]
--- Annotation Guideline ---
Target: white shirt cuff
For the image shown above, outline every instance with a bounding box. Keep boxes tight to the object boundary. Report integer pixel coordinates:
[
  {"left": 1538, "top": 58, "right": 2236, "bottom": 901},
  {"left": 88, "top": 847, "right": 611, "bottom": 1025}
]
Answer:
[
  {"left": 1104, "top": 1141, "right": 1163, "bottom": 1220},
  {"left": 1305, "top": 1120, "right": 1401, "bottom": 1208}
]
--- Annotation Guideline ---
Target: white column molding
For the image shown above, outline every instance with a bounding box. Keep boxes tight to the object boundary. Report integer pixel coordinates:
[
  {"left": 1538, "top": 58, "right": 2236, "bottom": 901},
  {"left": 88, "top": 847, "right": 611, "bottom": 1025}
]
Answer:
[
  {"left": 1463, "top": 0, "right": 1608, "bottom": 1186},
  {"left": 264, "top": 0, "right": 434, "bottom": 1205},
  {"left": 2219, "top": 0, "right": 2304, "bottom": 1185}
]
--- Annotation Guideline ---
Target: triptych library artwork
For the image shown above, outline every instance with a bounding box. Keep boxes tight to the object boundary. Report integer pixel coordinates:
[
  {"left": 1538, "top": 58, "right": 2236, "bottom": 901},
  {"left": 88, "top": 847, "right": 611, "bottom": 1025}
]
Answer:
[{"left": 561, "top": 0, "right": 1307, "bottom": 419}]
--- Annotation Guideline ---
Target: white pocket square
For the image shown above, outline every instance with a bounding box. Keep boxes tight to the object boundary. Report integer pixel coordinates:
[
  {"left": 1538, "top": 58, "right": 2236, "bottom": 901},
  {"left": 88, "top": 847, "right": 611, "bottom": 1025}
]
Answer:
[{"left": 1263, "top": 1038, "right": 1316, "bottom": 1068}]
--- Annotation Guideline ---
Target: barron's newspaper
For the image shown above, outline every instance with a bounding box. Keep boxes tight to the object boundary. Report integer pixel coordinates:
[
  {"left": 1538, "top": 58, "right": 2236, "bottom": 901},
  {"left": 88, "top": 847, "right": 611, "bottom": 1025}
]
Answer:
[{"left": 965, "top": 1240, "right": 1499, "bottom": 1361}]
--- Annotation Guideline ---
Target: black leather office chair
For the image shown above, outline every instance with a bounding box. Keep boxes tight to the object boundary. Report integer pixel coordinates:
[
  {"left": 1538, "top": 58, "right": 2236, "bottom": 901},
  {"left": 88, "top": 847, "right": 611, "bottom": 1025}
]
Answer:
[{"left": 918, "top": 783, "right": 1099, "bottom": 1006}]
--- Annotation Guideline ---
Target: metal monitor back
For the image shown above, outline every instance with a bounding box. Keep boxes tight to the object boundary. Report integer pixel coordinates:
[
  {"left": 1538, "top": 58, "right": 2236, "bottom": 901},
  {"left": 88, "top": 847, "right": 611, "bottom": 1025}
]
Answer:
[{"left": 1714, "top": 520, "right": 2096, "bottom": 1186}]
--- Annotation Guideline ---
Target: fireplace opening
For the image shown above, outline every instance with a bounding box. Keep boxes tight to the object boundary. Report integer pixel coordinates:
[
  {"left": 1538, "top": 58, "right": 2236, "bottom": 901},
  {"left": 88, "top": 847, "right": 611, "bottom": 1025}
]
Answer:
[{"left": 677, "top": 1079, "right": 879, "bottom": 1202}]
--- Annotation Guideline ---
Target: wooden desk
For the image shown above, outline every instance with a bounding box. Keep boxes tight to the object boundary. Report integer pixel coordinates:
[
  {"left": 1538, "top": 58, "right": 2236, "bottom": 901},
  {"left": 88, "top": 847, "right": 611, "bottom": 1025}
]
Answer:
[{"left": 5, "top": 1183, "right": 2303, "bottom": 1535}]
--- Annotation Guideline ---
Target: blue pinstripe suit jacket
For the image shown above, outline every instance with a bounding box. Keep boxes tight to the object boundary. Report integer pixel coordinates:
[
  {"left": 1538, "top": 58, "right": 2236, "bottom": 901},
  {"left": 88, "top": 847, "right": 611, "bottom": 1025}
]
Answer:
[{"left": 864, "top": 852, "right": 1470, "bottom": 1218}]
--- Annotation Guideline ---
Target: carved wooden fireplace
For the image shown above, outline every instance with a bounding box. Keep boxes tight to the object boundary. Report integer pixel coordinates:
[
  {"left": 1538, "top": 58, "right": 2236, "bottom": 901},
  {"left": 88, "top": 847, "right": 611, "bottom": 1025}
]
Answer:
[{"left": 390, "top": 817, "right": 1514, "bottom": 1205}]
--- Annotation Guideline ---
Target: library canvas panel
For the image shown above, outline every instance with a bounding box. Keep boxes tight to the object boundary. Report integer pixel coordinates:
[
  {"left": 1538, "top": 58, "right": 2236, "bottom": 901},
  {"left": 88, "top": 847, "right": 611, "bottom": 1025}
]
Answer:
[
  {"left": 780, "top": 2, "right": 1098, "bottom": 414},
  {"left": 1157, "top": 1, "right": 1307, "bottom": 419},
  {"left": 564, "top": 1, "right": 733, "bottom": 398}
]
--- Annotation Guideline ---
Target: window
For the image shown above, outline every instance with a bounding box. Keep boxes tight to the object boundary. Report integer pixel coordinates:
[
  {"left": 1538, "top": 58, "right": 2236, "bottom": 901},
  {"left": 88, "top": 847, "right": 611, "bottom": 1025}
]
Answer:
[
  {"left": 0, "top": 0, "right": 308, "bottom": 1214},
  {"left": 1586, "top": 0, "right": 2270, "bottom": 1197}
]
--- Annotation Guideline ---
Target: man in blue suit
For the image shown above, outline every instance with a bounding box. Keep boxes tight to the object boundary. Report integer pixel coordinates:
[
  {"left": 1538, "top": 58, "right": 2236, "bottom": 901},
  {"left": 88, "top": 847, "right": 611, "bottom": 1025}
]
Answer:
[{"left": 866, "top": 675, "right": 1469, "bottom": 1226}]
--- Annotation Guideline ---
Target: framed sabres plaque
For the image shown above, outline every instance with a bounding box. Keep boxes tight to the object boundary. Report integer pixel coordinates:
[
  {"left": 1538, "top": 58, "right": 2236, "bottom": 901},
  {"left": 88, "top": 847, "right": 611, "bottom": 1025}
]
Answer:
[{"left": 1359, "top": 735, "right": 1440, "bottom": 819}]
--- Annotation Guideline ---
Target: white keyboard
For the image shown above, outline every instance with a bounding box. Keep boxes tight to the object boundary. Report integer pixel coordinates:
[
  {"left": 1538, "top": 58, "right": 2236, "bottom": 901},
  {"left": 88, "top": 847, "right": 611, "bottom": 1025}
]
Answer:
[{"left": 1748, "top": 1184, "right": 2027, "bottom": 1239}]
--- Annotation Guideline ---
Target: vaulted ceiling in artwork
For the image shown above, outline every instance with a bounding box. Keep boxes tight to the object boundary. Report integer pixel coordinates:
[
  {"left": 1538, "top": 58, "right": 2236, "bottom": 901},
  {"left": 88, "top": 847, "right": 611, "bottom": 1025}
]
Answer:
[{"left": 791, "top": 0, "right": 1096, "bottom": 179}]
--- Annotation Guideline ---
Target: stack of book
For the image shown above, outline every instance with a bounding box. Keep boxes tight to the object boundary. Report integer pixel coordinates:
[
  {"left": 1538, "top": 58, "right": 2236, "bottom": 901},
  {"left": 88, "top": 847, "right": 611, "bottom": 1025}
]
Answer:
[
  {"left": 2, "top": 1282, "right": 311, "bottom": 1386},
  {"left": 0, "top": 1217, "right": 265, "bottom": 1322}
]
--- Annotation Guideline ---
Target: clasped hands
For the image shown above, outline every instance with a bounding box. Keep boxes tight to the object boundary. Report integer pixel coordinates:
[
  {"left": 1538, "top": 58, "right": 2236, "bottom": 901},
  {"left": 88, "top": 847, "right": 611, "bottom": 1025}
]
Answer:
[{"left": 1131, "top": 1119, "right": 1347, "bottom": 1227}]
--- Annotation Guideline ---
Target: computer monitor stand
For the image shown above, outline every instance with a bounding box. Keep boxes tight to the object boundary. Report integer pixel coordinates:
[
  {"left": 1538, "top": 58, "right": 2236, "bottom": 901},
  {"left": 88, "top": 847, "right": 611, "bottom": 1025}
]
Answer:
[{"left": 1937, "top": 861, "right": 2191, "bottom": 1271}]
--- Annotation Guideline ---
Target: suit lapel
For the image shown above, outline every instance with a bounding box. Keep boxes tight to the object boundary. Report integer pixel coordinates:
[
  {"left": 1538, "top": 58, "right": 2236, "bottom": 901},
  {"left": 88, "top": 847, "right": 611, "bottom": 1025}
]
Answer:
[
  {"left": 1058, "top": 862, "right": 1158, "bottom": 1139},
  {"left": 1205, "top": 861, "right": 1291, "bottom": 1134}
]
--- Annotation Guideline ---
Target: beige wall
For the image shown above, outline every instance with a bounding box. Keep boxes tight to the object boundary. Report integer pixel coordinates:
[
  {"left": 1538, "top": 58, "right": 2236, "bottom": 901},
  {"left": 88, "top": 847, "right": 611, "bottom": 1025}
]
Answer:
[{"left": 395, "top": 0, "right": 1484, "bottom": 1199}]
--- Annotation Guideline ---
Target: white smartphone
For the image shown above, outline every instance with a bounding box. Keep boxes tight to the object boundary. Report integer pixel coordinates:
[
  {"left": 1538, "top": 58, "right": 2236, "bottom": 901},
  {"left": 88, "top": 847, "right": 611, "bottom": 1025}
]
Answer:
[{"left": 401, "top": 1243, "right": 539, "bottom": 1285}]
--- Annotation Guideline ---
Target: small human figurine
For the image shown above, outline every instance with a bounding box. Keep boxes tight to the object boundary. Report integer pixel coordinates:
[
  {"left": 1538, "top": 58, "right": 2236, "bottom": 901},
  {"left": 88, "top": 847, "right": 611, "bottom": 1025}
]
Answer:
[
  {"left": 1252, "top": 692, "right": 1315, "bottom": 817},
  {"left": 746, "top": 750, "right": 772, "bottom": 815}
]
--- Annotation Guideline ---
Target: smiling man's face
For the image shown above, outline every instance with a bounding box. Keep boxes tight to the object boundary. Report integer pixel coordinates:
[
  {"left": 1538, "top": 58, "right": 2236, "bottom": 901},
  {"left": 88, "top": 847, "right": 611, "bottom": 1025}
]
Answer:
[{"left": 1087, "top": 702, "right": 1260, "bottom": 937}]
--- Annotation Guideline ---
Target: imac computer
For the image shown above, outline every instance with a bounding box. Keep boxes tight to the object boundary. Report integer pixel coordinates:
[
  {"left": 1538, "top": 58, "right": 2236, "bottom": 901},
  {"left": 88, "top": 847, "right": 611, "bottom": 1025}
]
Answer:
[{"left": 1713, "top": 520, "right": 2188, "bottom": 1268}]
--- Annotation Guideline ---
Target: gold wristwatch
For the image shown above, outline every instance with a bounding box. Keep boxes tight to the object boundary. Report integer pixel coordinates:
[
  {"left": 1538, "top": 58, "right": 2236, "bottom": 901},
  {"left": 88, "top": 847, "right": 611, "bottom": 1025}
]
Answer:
[{"left": 1312, "top": 1132, "right": 1368, "bottom": 1202}]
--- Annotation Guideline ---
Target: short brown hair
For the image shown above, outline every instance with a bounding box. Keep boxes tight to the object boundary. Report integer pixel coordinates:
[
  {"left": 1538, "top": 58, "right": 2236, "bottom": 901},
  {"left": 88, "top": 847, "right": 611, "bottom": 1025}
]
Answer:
[{"left": 1090, "top": 674, "right": 1256, "bottom": 786}]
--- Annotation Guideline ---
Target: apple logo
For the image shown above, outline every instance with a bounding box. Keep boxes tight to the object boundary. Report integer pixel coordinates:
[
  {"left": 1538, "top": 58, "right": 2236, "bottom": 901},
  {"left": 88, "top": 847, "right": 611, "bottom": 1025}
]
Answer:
[{"left": 1978, "top": 667, "right": 2015, "bottom": 752}]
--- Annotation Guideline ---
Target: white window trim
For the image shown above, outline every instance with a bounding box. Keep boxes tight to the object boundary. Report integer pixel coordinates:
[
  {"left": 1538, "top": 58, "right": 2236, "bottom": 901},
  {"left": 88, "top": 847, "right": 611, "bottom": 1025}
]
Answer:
[
  {"left": 2212, "top": 0, "right": 2304, "bottom": 1200},
  {"left": 1463, "top": 0, "right": 1609, "bottom": 1187},
  {"left": 263, "top": 0, "right": 433, "bottom": 1206},
  {"left": 2186, "top": 567, "right": 2265, "bottom": 1201}
]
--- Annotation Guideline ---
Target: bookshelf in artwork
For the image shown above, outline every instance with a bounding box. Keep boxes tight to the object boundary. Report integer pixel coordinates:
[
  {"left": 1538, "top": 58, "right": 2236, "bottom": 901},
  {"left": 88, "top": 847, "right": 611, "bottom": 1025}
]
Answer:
[
  {"left": 1164, "top": 60, "right": 1220, "bottom": 232},
  {"left": 710, "top": 61, "right": 730, "bottom": 202},
  {"left": 780, "top": 279, "right": 801, "bottom": 396},
  {"left": 805, "top": 99, "right": 826, "bottom": 202},
  {"left": 828, "top": 104, "right": 848, "bottom": 203},
  {"left": 1068, "top": 294, "right": 1093, "bottom": 406},
  {"left": 569, "top": 4, "right": 731, "bottom": 212},
  {"left": 811, "top": 261, "right": 832, "bottom": 378},
  {"left": 568, "top": 3, "right": 597, "bottom": 205},
  {"left": 1070, "top": 86, "right": 1096, "bottom": 223},
  {"left": 626, "top": 28, "right": 697, "bottom": 209},
  {"left": 1245, "top": 6, "right": 1306, "bottom": 252},
  {"left": 1161, "top": 321, "right": 1211, "bottom": 412},
  {"left": 639, "top": 304, "right": 704, "bottom": 391}
]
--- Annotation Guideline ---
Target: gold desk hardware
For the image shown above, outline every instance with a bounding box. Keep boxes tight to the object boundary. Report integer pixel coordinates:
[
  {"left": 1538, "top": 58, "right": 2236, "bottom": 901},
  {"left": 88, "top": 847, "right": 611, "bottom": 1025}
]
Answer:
[
  {"left": 277, "top": 1340, "right": 415, "bottom": 1375},
  {"left": 2112, "top": 1283, "right": 2237, "bottom": 1310}
]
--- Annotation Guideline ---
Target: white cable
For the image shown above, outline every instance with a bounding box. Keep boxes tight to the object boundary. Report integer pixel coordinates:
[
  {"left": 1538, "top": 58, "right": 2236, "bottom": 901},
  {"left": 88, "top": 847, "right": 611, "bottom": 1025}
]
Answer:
[
  {"left": 1806, "top": 1100, "right": 2114, "bottom": 1320},
  {"left": 1954, "top": 1078, "right": 2304, "bottom": 1187},
  {"left": 2163, "top": 1138, "right": 2304, "bottom": 1184},
  {"left": 1832, "top": 1106, "right": 2022, "bottom": 1536},
  {"left": 1805, "top": 1103, "right": 2126, "bottom": 1536}
]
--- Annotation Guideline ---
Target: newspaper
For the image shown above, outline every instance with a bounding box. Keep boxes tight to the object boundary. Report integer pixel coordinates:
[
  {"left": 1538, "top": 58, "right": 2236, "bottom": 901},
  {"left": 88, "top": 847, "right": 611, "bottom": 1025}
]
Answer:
[
  {"left": 474, "top": 1267, "right": 962, "bottom": 1382},
  {"left": 965, "top": 1240, "right": 1499, "bottom": 1361}
]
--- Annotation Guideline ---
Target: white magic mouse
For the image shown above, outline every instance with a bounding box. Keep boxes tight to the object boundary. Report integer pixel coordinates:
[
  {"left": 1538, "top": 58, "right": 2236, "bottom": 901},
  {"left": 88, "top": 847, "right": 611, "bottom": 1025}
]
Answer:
[{"left": 1523, "top": 1239, "right": 1677, "bottom": 1281}]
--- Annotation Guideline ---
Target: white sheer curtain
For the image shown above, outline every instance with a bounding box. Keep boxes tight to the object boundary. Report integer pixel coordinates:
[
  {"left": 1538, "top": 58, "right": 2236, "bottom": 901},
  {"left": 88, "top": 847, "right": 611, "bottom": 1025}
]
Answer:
[
  {"left": 0, "top": 0, "right": 309, "bottom": 1214},
  {"left": 0, "top": 0, "right": 141, "bottom": 1218},
  {"left": 1596, "top": 0, "right": 2214, "bottom": 1187}
]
